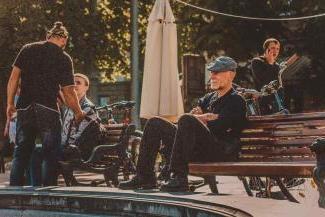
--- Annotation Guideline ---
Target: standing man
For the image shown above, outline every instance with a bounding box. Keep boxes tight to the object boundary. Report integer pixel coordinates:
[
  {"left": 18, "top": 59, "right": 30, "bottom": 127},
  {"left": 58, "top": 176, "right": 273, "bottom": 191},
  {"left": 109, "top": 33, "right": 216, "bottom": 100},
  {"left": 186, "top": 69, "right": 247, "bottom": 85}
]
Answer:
[
  {"left": 119, "top": 56, "right": 247, "bottom": 191},
  {"left": 29, "top": 73, "right": 97, "bottom": 186},
  {"left": 251, "top": 38, "right": 281, "bottom": 91},
  {"left": 6, "top": 21, "right": 85, "bottom": 186}
]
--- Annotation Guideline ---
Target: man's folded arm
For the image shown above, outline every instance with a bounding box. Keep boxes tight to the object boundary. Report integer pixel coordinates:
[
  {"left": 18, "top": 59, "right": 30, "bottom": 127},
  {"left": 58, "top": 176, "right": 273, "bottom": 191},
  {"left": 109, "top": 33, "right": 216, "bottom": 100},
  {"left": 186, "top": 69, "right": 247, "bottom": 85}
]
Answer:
[{"left": 207, "top": 97, "right": 247, "bottom": 134}]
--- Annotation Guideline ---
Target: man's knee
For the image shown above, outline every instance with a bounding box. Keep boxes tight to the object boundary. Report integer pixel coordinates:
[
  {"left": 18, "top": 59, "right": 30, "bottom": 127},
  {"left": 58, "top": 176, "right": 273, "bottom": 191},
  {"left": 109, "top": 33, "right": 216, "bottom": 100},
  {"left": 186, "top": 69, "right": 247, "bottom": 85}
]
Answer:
[
  {"left": 146, "top": 116, "right": 167, "bottom": 129},
  {"left": 178, "top": 114, "right": 197, "bottom": 126}
]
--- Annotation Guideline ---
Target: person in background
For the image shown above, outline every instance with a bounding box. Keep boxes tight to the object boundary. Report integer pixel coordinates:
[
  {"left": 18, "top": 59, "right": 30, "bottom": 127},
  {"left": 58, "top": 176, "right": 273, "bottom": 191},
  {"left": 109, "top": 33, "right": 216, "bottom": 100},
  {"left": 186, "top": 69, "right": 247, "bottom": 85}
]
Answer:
[{"left": 251, "top": 38, "right": 281, "bottom": 91}]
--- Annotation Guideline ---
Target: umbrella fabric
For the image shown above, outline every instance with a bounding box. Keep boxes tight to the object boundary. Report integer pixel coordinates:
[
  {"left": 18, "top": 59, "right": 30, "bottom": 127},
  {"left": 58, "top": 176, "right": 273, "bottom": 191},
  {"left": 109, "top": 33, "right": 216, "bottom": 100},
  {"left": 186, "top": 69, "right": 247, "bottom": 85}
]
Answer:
[{"left": 140, "top": 0, "right": 184, "bottom": 122}]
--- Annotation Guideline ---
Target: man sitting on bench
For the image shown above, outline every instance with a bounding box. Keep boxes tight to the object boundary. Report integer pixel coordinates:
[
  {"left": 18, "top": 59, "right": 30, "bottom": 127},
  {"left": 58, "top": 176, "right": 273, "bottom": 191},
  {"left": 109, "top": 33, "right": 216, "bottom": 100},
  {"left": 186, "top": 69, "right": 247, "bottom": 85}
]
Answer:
[
  {"left": 119, "top": 56, "right": 247, "bottom": 191},
  {"left": 61, "top": 73, "right": 99, "bottom": 160}
]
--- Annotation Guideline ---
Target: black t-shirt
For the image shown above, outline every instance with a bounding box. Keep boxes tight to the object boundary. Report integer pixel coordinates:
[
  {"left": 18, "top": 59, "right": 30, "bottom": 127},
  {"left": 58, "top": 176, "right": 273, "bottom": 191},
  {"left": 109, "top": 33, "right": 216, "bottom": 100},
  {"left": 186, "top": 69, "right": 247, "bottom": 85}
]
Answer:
[
  {"left": 197, "top": 88, "right": 247, "bottom": 139},
  {"left": 13, "top": 41, "right": 74, "bottom": 110},
  {"left": 251, "top": 56, "right": 280, "bottom": 90}
]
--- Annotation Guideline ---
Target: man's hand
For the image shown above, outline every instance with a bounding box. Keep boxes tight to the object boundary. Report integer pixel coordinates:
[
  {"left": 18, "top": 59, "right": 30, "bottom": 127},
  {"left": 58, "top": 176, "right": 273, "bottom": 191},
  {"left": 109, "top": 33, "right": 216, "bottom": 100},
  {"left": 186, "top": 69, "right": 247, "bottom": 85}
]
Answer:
[
  {"left": 204, "top": 113, "right": 218, "bottom": 121},
  {"left": 4, "top": 104, "right": 16, "bottom": 137},
  {"left": 6, "top": 104, "right": 16, "bottom": 121},
  {"left": 74, "top": 111, "right": 86, "bottom": 125},
  {"left": 195, "top": 113, "right": 218, "bottom": 125},
  {"left": 190, "top": 106, "right": 203, "bottom": 115},
  {"left": 3, "top": 119, "right": 10, "bottom": 137},
  {"left": 57, "top": 90, "right": 66, "bottom": 106}
]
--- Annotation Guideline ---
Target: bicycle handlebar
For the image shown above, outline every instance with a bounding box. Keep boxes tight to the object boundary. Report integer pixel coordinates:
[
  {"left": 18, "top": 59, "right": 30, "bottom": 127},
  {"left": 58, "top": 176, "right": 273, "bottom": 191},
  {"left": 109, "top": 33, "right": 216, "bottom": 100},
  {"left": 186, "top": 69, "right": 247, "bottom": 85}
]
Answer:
[{"left": 95, "top": 101, "right": 136, "bottom": 112}]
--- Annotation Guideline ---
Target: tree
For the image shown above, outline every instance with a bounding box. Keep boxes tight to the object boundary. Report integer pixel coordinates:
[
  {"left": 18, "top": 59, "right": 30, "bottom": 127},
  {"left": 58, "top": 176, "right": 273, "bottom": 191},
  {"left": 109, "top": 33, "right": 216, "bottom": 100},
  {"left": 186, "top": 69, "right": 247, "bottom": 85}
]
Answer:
[
  {"left": 173, "top": 0, "right": 325, "bottom": 60},
  {"left": 1, "top": 0, "right": 325, "bottom": 139},
  {"left": 0, "top": 0, "right": 154, "bottom": 145}
]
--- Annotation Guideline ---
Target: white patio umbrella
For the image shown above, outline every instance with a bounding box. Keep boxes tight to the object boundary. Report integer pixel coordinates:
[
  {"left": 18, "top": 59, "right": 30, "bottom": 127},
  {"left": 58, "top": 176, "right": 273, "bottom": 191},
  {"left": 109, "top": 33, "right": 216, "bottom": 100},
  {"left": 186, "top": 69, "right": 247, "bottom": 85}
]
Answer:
[{"left": 140, "top": 0, "right": 184, "bottom": 122}]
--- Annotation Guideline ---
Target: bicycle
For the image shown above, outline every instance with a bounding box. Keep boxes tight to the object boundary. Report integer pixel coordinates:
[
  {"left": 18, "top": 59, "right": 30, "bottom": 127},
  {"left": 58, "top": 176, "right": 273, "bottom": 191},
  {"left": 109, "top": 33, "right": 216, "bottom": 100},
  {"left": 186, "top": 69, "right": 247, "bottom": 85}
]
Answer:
[{"left": 236, "top": 83, "right": 304, "bottom": 198}]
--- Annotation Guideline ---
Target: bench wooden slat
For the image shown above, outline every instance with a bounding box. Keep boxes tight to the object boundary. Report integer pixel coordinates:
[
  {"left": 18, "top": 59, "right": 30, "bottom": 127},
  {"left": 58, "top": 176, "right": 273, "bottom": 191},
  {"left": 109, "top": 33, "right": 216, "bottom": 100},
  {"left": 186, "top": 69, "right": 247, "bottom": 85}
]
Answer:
[
  {"left": 239, "top": 157, "right": 316, "bottom": 162},
  {"left": 247, "top": 112, "right": 325, "bottom": 122},
  {"left": 274, "top": 129, "right": 325, "bottom": 137},
  {"left": 246, "top": 119, "right": 325, "bottom": 130},
  {"left": 240, "top": 147, "right": 313, "bottom": 156},
  {"left": 101, "top": 124, "right": 126, "bottom": 143},
  {"left": 106, "top": 137, "right": 121, "bottom": 143},
  {"left": 104, "top": 123, "right": 126, "bottom": 130},
  {"left": 241, "top": 137, "right": 317, "bottom": 147},
  {"left": 107, "top": 129, "right": 124, "bottom": 135},
  {"left": 189, "top": 162, "right": 315, "bottom": 177},
  {"left": 241, "top": 129, "right": 325, "bottom": 138}
]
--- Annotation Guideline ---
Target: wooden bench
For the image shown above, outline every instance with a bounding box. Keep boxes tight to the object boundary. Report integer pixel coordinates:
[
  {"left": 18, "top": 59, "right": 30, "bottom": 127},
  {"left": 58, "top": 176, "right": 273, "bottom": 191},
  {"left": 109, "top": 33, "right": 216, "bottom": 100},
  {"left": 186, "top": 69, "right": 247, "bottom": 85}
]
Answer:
[{"left": 189, "top": 112, "right": 325, "bottom": 203}]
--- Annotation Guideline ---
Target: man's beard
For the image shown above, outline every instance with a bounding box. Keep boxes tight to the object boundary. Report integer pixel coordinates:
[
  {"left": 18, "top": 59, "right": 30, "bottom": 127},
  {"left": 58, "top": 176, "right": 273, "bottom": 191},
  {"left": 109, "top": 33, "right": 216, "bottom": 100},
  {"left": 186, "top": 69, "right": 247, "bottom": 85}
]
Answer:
[{"left": 211, "top": 82, "right": 221, "bottom": 90}]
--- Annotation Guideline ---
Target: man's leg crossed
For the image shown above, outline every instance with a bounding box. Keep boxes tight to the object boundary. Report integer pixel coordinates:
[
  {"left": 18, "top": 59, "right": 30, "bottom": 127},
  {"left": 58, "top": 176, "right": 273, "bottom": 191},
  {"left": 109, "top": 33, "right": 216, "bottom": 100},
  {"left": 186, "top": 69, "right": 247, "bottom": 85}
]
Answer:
[
  {"left": 161, "top": 114, "right": 218, "bottom": 192},
  {"left": 119, "top": 117, "right": 176, "bottom": 189}
]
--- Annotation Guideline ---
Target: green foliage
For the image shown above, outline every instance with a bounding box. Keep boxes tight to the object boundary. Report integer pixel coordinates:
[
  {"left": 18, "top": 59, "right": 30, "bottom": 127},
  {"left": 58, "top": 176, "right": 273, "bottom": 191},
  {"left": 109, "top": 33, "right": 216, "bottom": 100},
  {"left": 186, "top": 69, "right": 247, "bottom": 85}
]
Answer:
[
  {"left": 0, "top": 0, "right": 325, "bottom": 91},
  {"left": 1, "top": 0, "right": 325, "bottom": 80},
  {"left": 173, "top": 0, "right": 325, "bottom": 63},
  {"left": 1, "top": 0, "right": 325, "bottom": 137},
  {"left": 0, "top": 0, "right": 152, "bottom": 82}
]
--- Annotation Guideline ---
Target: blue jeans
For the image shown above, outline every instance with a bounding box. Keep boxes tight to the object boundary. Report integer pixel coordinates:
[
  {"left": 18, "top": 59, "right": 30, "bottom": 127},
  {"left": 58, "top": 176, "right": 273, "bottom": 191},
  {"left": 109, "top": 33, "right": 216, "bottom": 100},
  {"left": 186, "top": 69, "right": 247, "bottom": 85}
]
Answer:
[
  {"left": 10, "top": 104, "right": 61, "bottom": 186},
  {"left": 25, "top": 145, "right": 43, "bottom": 186}
]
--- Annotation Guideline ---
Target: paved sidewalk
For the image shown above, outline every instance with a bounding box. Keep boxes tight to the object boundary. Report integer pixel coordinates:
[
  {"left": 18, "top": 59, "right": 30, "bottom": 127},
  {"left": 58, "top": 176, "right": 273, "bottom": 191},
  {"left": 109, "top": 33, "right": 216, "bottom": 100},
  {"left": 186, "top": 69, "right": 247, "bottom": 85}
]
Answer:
[
  {"left": 0, "top": 170, "right": 324, "bottom": 216},
  {"left": 0, "top": 171, "right": 320, "bottom": 207}
]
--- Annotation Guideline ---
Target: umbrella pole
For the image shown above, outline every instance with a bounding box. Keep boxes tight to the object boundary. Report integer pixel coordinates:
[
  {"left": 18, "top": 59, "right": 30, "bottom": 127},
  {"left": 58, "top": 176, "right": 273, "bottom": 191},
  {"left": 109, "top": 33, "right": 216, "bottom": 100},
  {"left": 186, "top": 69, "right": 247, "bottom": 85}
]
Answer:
[{"left": 131, "top": 0, "right": 140, "bottom": 129}]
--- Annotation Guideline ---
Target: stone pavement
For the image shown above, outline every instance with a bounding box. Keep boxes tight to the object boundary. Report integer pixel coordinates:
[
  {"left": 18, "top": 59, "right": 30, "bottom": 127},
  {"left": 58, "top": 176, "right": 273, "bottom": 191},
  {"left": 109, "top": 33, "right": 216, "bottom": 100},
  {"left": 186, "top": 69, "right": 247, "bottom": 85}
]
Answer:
[{"left": 0, "top": 170, "right": 324, "bottom": 216}]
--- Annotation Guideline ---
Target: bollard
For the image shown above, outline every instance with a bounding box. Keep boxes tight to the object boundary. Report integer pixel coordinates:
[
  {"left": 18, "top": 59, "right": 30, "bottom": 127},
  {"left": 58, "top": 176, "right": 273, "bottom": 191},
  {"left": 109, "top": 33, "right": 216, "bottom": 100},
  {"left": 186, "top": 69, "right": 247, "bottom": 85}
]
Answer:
[{"left": 310, "top": 137, "right": 325, "bottom": 208}]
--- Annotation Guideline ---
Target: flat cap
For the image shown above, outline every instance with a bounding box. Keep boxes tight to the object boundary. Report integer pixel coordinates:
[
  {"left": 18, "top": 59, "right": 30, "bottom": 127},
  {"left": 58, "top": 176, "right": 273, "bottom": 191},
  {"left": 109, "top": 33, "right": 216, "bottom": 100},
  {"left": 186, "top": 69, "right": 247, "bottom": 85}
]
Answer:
[{"left": 207, "top": 56, "right": 237, "bottom": 72}]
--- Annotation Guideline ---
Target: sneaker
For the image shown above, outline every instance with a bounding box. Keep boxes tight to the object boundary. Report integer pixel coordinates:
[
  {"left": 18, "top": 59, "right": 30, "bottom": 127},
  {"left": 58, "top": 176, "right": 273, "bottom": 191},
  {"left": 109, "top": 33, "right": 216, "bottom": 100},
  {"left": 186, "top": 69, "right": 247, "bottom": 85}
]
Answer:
[
  {"left": 118, "top": 175, "right": 157, "bottom": 190},
  {"left": 160, "top": 174, "right": 189, "bottom": 192}
]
